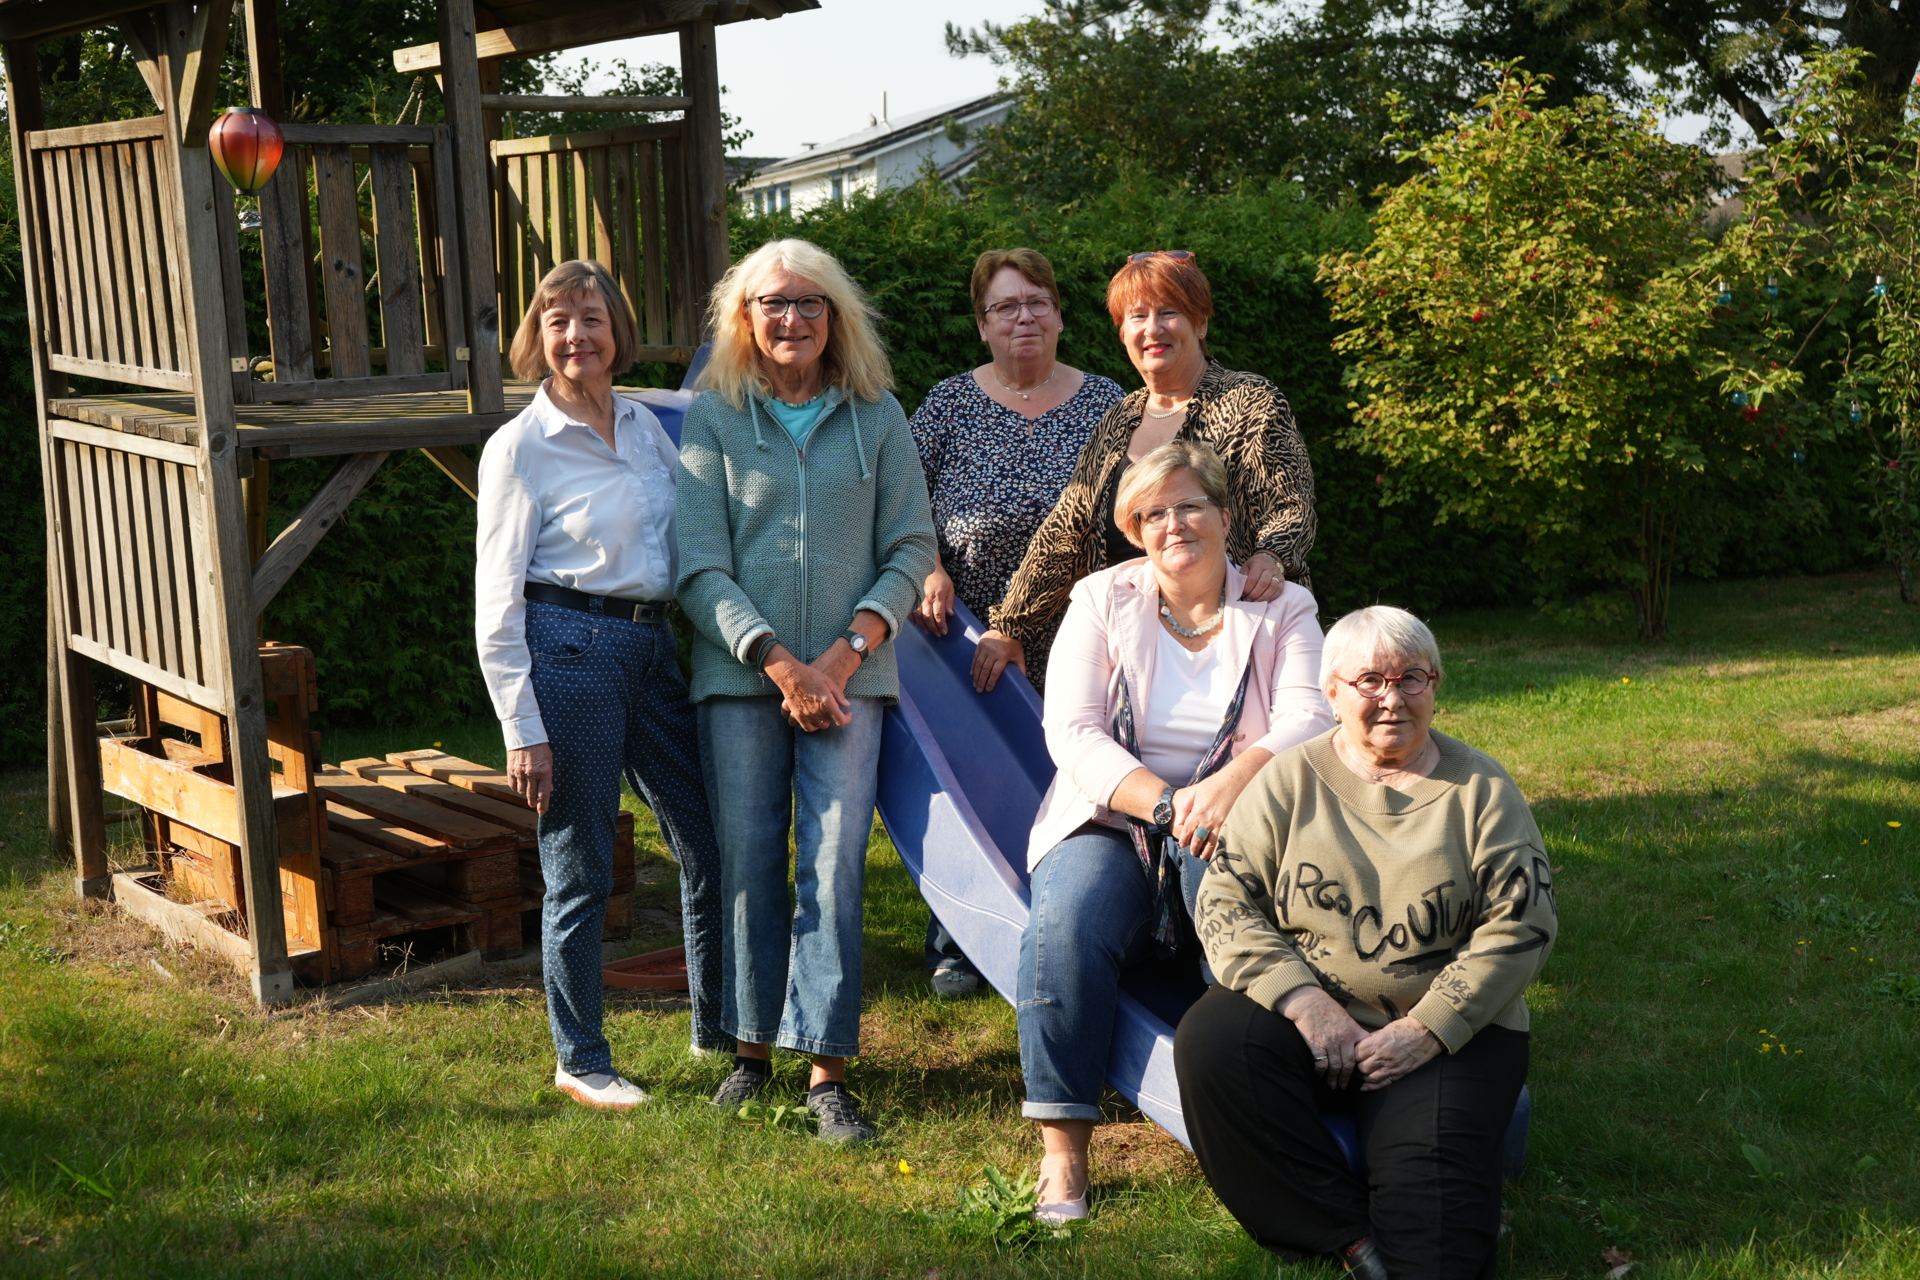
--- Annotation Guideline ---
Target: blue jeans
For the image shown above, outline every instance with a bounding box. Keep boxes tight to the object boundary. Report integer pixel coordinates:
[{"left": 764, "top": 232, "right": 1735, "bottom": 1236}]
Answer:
[
  {"left": 1018, "top": 826, "right": 1157, "bottom": 1121},
  {"left": 528, "top": 601, "right": 726, "bottom": 1074},
  {"left": 698, "top": 695, "right": 883, "bottom": 1058}
]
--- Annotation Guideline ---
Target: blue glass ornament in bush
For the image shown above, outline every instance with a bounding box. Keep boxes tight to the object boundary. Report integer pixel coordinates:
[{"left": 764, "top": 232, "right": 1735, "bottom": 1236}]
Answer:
[
  {"left": 1873, "top": 276, "right": 1888, "bottom": 297},
  {"left": 1766, "top": 277, "right": 1780, "bottom": 299},
  {"left": 1792, "top": 450, "right": 1805, "bottom": 464},
  {"left": 1732, "top": 391, "right": 1749, "bottom": 406},
  {"left": 1715, "top": 280, "right": 1733, "bottom": 305},
  {"left": 1849, "top": 402, "right": 1863, "bottom": 424}
]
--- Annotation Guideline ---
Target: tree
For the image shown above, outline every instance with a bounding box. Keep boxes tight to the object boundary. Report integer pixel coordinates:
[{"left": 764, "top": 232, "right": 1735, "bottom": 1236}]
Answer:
[
  {"left": 1739, "top": 51, "right": 1920, "bottom": 601},
  {"left": 1538, "top": 0, "right": 1920, "bottom": 146},
  {"left": 1319, "top": 67, "right": 1788, "bottom": 638}
]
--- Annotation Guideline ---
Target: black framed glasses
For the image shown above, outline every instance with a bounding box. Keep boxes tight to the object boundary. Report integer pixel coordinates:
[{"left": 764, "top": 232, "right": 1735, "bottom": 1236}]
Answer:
[
  {"left": 750, "top": 294, "right": 829, "bottom": 319},
  {"left": 981, "top": 296, "right": 1057, "bottom": 321},
  {"left": 1338, "top": 669, "right": 1439, "bottom": 699},
  {"left": 1133, "top": 495, "right": 1218, "bottom": 530},
  {"left": 1128, "top": 250, "right": 1195, "bottom": 264}
]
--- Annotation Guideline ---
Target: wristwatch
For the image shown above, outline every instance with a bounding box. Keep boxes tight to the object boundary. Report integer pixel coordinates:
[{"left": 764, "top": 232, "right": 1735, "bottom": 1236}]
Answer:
[
  {"left": 1152, "top": 786, "right": 1176, "bottom": 831},
  {"left": 841, "top": 630, "right": 872, "bottom": 663}
]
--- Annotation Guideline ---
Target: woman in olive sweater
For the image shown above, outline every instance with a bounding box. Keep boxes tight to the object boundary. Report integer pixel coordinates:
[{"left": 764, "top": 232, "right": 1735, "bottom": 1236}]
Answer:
[
  {"left": 1176, "top": 605, "right": 1556, "bottom": 1280},
  {"left": 676, "top": 238, "right": 937, "bottom": 1145}
]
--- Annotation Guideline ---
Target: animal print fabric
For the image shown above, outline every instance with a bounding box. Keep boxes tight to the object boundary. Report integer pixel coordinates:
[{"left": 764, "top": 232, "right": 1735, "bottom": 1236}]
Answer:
[{"left": 990, "top": 362, "right": 1318, "bottom": 690}]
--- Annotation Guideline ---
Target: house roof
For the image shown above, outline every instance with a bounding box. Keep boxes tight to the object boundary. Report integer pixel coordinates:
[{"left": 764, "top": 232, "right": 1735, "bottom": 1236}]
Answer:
[{"left": 747, "top": 93, "right": 1009, "bottom": 180}]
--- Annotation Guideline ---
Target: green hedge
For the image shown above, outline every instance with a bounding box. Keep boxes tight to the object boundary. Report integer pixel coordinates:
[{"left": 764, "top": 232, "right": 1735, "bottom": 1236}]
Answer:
[{"left": 0, "top": 174, "right": 1871, "bottom": 766}]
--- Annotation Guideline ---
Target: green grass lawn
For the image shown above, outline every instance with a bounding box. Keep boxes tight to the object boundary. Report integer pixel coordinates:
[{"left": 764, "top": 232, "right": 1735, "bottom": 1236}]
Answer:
[{"left": 2, "top": 570, "right": 1917, "bottom": 1278}]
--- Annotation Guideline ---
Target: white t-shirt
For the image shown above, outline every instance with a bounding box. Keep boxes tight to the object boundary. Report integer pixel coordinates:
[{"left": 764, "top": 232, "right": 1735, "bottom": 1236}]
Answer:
[{"left": 1137, "top": 626, "right": 1237, "bottom": 785}]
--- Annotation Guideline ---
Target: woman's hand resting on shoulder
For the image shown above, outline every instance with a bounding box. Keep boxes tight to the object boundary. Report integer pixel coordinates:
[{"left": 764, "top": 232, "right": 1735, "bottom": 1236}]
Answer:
[
  {"left": 1239, "top": 552, "right": 1285, "bottom": 603},
  {"left": 1277, "top": 985, "right": 1370, "bottom": 1090},
  {"left": 1356, "top": 1018, "right": 1443, "bottom": 1091}
]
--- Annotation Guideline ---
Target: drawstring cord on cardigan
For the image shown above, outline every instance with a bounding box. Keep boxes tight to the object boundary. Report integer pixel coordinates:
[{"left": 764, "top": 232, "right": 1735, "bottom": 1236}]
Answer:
[{"left": 747, "top": 390, "right": 871, "bottom": 482}]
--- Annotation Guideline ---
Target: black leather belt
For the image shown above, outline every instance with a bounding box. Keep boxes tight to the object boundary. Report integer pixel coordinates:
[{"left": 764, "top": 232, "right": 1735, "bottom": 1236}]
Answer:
[{"left": 525, "top": 581, "right": 669, "bottom": 624}]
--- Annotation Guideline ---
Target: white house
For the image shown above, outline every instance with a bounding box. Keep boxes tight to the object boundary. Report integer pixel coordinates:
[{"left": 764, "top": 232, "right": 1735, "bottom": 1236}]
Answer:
[{"left": 739, "top": 93, "right": 1012, "bottom": 215}]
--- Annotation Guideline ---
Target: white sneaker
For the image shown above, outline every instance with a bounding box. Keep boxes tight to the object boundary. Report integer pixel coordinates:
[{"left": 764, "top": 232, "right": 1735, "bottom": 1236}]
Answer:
[
  {"left": 1034, "top": 1165, "right": 1089, "bottom": 1224},
  {"left": 554, "top": 1067, "right": 649, "bottom": 1111}
]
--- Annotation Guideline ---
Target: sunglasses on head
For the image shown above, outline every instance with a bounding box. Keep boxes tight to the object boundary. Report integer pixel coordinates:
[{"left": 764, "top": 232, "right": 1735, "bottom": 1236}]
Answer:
[{"left": 1128, "top": 250, "right": 1195, "bottom": 264}]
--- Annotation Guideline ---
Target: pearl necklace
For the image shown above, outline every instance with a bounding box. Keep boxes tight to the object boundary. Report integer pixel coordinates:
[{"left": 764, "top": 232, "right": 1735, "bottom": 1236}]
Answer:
[
  {"left": 1160, "top": 589, "right": 1226, "bottom": 638},
  {"left": 991, "top": 365, "right": 1055, "bottom": 401}
]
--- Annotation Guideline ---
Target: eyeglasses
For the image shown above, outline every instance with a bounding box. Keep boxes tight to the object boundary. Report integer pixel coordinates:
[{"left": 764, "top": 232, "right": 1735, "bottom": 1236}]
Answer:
[
  {"left": 982, "top": 296, "right": 1057, "bottom": 321},
  {"left": 1337, "top": 669, "right": 1439, "bottom": 699},
  {"left": 1128, "top": 250, "right": 1195, "bottom": 264},
  {"left": 750, "top": 294, "right": 829, "bottom": 319},
  {"left": 1134, "top": 495, "right": 1218, "bottom": 530}
]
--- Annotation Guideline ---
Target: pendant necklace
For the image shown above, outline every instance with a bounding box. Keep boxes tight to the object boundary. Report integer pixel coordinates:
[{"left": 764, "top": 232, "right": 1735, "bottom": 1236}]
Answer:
[
  {"left": 1160, "top": 588, "right": 1226, "bottom": 639},
  {"left": 992, "top": 365, "right": 1055, "bottom": 401}
]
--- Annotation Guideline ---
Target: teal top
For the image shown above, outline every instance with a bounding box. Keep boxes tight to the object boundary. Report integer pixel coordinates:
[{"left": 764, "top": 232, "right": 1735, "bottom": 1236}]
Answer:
[
  {"left": 674, "top": 386, "right": 938, "bottom": 703},
  {"left": 759, "top": 389, "right": 839, "bottom": 444}
]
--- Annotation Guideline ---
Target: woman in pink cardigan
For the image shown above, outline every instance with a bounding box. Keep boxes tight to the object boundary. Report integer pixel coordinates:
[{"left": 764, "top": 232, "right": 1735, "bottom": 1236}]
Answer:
[{"left": 1017, "top": 439, "right": 1334, "bottom": 1224}]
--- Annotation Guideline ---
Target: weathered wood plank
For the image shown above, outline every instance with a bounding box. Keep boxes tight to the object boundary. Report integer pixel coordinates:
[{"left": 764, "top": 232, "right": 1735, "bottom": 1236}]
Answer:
[
  {"left": 661, "top": 133, "right": 694, "bottom": 346},
  {"left": 316, "top": 765, "right": 516, "bottom": 850},
  {"left": 249, "top": 372, "right": 455, "bottom": 403},
  {"left": 491, "top": 121, "right": 682, "bottom": 158},
  {"left": 212, "top": 167, "right": 253, "bottom": 400},
  {"left": 389, "top": 749, "right": 527, "bottom": 807},
  {"left": 340, "top": 758, "right": 536, "bottom": 836},
  {"left": 438, "top": 0, "right": 504, "bottom": 414},
  {"left": 132, "top": 140, "right": 180, "bottom": 371},
  {"left": 394, "top": 3, "right": 758, "bottom": 74},
  {"left": 280, "top": 122, "right": 435, "bottom": 146},
  {"left": 499, "top": 153, "right": 526, "bottom": 332},
  {"left": 481, "top": 94, "right": 692, "bottom": 113},
  {"left": 111, "top": 869, "right": 255, "bottom": 967},
  {"left": 250, "top": 450, "right": 390, "bottom": 612},
  {"left": 258, "top": 146, "right": 317, "bottom": 384},
  {"left": 312, "top": 142, "right": 370, "bottom": 379},
  {"left": 244, "top": 0, "right": 285, "bottom": 117},
  {"left": 114, "top": 145, "right": 155, "bottom": 369},
  {"left": 323, "top": 800, "right": 452, "bottom": 861},
  {"left": 524, "top": 149, "right": 549, "bottom": 283},
  {"left": 369, "top": 144, "right": 426, "bottom": 376},
  {"left": 99, "top": 143, "right": 141, "bottom": 369},
  {"left": 46, "top": 354, "right": 196, "bottom": 392},
  {"left": 99, "top": 735, "right": 312, "bottom": 852},
  {"left": 175, "top": 0, "right": 236, "bottom": 145},
  {"left": 679, "top": 18, "right": 730, "bottom": 302},
  {"left": 574, "top": 148, "right": 592, "bottom": 265},
  {"left": 137, "top": 457, "right": 180, "bottom": 676},
  {"left": 26, "top": 115, "right": 168, "bottom": 149},
  {"left": 429, "top": 126, "right": 468, "bottom": 388},
  {"left": 72, "top": 443, "right": 112, "bottom": 650},
  {"left": 80, "top": 144, "right": 122, "bottom": 367},
  {"left": 418, "top": 444, "right": 480, "bottom": 499},
  {"left": 415, "top": 156, "right": 443, "bottom": 353},
  {"left": 156, "top": 456, "right": 201, "bottom": 686},
  {"left": 632, "top": 141, "right": 664, "bottom": 346}
]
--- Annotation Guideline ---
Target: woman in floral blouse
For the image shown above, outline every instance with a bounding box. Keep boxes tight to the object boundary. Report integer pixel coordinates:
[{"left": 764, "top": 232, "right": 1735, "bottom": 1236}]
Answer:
[{"left": 907, "top": 247, "right": 1125, "bottom": 995}]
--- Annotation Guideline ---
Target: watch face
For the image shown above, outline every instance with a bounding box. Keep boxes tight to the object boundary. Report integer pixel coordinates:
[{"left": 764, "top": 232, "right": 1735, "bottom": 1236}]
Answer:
[{"left": 851, "top": 634, "right": 868, "bottom": 652}]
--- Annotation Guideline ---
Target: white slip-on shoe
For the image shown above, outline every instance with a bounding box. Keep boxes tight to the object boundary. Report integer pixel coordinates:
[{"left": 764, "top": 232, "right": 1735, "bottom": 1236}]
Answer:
[
  {"left": 1033, "top": 1165, "right": 1089, "bottom": 1224},
  {"left": 554, "top": 1067, "right": 649, "bottom": 1111}
]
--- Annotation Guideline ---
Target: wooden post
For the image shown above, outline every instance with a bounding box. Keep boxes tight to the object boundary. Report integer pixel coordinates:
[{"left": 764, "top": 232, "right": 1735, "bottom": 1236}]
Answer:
[
  {"left": 678, "top": 17, "right": 729, "bottom": 316},
  {"left": 6, "top": 39, "right": 110, "bottom": 896},
  {"left": 437, "top": 0, "right": 504, "bottom": 414},
  {"left": 159, "top": 4, "right": 295, "bottom": 1004},
  {"left": 243, "top": 0, "right": 286, "bottom": 117}
]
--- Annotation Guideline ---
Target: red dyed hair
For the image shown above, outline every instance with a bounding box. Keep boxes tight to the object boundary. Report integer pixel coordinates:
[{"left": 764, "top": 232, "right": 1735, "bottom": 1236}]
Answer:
[{"left": 1105, "top": 253, "right": 1215, "bottom": 330}]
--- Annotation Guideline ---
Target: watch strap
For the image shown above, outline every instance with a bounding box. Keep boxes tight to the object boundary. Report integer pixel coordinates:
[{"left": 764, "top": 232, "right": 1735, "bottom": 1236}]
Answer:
[{"left": 841, "top": 629, "right": 871, "bottom": 661}]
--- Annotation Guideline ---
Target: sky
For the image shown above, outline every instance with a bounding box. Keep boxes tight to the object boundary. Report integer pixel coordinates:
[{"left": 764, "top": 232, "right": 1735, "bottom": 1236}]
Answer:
[{"left": 574, "top": 1, "right": 1040, "bottom": 161}]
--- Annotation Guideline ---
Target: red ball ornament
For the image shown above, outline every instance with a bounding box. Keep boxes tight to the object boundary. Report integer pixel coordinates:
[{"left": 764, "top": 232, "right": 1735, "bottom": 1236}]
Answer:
[{"left": 208, "top": 106, "right": 285, "bottom": 193}]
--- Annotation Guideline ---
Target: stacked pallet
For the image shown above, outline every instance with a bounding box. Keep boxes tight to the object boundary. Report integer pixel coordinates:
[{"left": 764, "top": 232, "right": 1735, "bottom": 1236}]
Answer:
[{"left": 310, "top": 751, "right": 635, "bottom": 981}]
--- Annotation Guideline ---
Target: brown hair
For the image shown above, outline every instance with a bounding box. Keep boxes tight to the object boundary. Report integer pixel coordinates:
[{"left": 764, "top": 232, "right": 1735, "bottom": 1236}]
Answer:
[
  {"left": 509, "top": 260, "right": 639, "bottom": 381},
  {"left": 1113, "top": 439, "right": 1231, "bottom": 547},
  {"left": 970, "top": 248, "right": 1060, "bottom": 316},
  {"left": 1105, "top": 253, "right": 1214, "bottom": 330}
]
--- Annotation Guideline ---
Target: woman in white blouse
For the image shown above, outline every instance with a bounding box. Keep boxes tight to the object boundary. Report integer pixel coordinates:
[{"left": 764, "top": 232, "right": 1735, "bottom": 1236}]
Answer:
[
  {"left": 1015, "top": 439, "right": 1333, "bottom": 1222},
  {"left": 475, "top": 260, "right": 723, "bottom": 1111}
]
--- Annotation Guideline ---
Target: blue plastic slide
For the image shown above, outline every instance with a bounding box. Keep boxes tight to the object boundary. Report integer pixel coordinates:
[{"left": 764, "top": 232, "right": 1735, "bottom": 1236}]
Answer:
[{"left": 874, "top": 600, "right": 1204, "bottom": 1146}]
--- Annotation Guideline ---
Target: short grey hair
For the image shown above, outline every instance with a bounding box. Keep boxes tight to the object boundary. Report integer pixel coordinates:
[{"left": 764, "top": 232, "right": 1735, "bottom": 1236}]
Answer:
[
  {"left": 1112, "top": 439, "right": 1231, "bottom": 547},
  {"left": 1321, "top": 606, "right": 1441, "bottom": 693}
]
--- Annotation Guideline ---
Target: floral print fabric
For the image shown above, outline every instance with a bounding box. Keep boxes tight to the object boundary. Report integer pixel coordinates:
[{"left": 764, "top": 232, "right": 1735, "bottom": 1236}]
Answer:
[{"left": 909, "top": 371, "right": 1126, "bottom": 619}]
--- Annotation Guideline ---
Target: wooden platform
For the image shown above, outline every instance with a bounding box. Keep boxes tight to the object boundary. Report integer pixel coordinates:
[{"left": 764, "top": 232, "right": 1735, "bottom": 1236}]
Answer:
[{"left": 48, "top": 387, "right": 542, "bottom": 459}]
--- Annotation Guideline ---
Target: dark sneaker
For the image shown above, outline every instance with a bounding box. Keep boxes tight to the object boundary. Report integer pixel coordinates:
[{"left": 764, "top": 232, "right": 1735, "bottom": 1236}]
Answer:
[
  {"left": 930, "top": 965, "right": 981, "bottom": 998},
  {"left": 805, "top": 1083, "right": 876, "bottom": 1145},
  {"left": 711, "top": 1063, "right": 772, "bottom": 1108}
]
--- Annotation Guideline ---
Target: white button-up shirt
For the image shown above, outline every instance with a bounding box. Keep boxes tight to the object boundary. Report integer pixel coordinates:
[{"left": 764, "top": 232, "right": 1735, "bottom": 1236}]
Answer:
[{"left": 475, "top": 385, "right": 680, "bottom": 749}]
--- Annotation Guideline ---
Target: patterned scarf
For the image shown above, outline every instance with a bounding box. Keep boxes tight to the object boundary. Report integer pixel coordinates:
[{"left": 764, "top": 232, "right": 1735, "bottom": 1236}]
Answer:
[{"left": 1112, "top": 657, "right": 1253, "bottom": 954}]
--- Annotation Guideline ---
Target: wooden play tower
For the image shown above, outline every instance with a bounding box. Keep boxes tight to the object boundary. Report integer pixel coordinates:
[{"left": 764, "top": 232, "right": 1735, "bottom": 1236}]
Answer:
[{"left": 6, "top": 0, "right": 816, "bottom": 1003}]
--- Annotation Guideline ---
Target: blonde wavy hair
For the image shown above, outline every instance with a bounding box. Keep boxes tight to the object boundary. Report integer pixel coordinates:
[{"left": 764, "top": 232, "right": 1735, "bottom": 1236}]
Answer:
[{"left": 697, "top": 238, "right": 893, "bottom": 408}]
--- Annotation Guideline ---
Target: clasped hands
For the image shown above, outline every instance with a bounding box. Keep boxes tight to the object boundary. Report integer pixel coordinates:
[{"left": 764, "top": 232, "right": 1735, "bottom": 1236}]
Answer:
[
  {"left": 766, "top": 641, "right": 859, "bottom": 732},
  {"left": 1278, "top": 985, "right": 1442, "bottom": 1091}
]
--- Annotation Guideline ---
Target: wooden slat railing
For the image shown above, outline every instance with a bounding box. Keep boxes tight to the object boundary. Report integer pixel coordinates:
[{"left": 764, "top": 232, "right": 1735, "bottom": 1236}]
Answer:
[
  {"left": 493, "top": 122, "right": 700, "bottom": 360},
  {"left": 27, "top": 116, "right": 193, "bottom": 392}
]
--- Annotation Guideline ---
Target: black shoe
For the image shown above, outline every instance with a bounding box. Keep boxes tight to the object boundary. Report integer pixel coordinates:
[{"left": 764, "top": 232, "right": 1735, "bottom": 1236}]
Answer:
[
  {"left": 805, "top": 1082, "right": 876, "bottom": 1145},
  {"left": 1341, "top": 1237, "right": 1390, "bottom": 1280},
  {"left": 711, "top": 1063, "right": 771, "bottom": 1108}
]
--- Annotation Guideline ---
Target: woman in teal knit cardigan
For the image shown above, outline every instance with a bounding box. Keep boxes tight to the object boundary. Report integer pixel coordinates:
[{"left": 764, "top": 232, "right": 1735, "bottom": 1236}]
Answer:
[{"left": 676, "top": 238, "right": 937, "bottom": 1144}]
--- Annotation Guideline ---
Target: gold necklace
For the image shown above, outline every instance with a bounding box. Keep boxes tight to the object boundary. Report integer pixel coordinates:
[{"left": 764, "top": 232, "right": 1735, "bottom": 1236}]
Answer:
[{"left": 1145, "top": 397, "right": 1190, "bottom": 420}]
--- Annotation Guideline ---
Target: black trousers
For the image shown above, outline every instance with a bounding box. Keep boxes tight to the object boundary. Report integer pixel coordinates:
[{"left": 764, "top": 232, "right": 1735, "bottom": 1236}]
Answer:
[{"left": 1174, "top": 985, "right": 1528, "bottom": 1280}]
